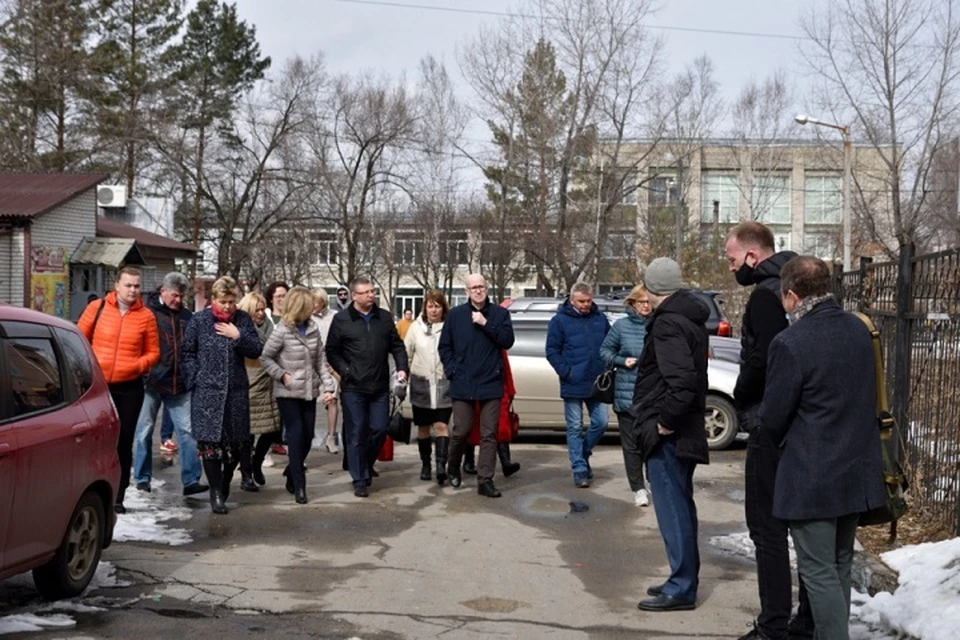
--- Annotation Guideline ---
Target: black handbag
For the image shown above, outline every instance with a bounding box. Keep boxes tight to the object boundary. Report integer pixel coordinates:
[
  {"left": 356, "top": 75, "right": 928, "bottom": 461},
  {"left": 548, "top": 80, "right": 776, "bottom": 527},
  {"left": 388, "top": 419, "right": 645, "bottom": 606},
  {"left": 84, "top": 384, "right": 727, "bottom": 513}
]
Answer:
[
  {"left": 591, "top": 367, "right": 616, "bottom": 404},
  {"left": 386, "top": 398, "right": 412, "bottom": 445}
]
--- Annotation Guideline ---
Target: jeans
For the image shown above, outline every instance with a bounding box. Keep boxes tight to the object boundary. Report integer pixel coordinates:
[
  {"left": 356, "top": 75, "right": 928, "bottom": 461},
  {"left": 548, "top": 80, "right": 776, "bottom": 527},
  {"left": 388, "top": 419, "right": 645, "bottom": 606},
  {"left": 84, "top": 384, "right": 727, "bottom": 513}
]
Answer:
[
  {"left": 746, "top": 428, "right": 810, "bottom": 638},
  {"left": 133, "top": 390, "right": 202, "bottom": 488},
  {"left": 160, "top": 405, "right": 174, "bottom": 441},
  {"left": 563, "top": 398, "right": 608, "bottom": 477},
  {"left": 616, "top": 411, "right": 645, "bottom": 491},
  {"left": 646, "top": 438, "right": 700, "bottom": 603},
  {"left": 341, "top": 391, "right": 390, "bottom": 490},
  {"left": 109, "top": 379, "right": 145, "bottom": 504},
  {"left": 790, "top": 515, "right": 859, "bottom": 640},
  {"left": 276, "top": 397, "right": 317, "bottom": 491}
]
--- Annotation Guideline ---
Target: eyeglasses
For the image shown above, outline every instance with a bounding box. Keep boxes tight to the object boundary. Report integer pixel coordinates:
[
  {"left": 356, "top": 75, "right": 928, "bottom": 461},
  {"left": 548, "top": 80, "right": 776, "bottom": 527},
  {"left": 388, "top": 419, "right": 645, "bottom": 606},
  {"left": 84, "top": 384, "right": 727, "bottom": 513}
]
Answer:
[
  {"left": 635, "top": 300, "right": 651, "bottom": 306},
  {"left": 467, "top": 285, "right": 487, "bottom": 291}
]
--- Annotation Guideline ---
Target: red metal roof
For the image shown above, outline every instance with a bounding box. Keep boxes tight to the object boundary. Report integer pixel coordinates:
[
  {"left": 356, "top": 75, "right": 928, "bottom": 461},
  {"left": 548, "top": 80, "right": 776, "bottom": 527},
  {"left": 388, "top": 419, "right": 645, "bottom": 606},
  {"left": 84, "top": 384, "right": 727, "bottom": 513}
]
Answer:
[
  {"left": 0, "top": 173, "right": 109, "bottom": 218},
  {"left": 96, "top": 216, "right": 199, "bottom": 253}
]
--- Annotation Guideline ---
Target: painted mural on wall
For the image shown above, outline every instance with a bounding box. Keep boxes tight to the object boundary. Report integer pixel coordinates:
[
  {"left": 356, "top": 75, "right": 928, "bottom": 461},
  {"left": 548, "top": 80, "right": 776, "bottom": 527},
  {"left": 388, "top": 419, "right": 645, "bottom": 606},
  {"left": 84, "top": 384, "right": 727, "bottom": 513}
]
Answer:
[{"left": 31, "top": 246, "right": 70, "bottom": 319}]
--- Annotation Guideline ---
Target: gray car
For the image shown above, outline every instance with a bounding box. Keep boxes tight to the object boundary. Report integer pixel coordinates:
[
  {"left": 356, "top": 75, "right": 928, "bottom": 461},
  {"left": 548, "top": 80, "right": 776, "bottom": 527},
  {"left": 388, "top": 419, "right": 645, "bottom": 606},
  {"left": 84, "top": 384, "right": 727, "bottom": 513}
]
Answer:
[{"left": 506, "top": 313, "right": 742, "bottom": 450}]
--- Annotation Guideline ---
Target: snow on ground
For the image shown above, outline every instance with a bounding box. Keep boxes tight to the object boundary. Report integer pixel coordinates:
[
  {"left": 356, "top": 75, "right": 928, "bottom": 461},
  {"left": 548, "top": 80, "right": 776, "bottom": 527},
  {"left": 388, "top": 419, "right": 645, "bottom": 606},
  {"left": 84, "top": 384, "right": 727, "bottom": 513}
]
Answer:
[
  {"left": 0, "top": 477, "right": 197, "bottom": 636},
  {"left": 112, "top": 478, "right": 195, "bottom": 546},
  {"left": 709, "top": 531, "right": 960, "bottom": 640},
  {"left": 855, "top": 537, "right": 960, "bottom": 640}
]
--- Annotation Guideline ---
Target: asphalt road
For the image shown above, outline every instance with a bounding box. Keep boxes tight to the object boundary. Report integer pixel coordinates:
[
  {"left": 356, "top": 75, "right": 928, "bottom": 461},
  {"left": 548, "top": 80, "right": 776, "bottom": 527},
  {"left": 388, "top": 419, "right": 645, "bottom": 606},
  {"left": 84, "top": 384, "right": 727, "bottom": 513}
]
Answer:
[{"left": 1, "top": 436, "right": 762, "bottom": 639}]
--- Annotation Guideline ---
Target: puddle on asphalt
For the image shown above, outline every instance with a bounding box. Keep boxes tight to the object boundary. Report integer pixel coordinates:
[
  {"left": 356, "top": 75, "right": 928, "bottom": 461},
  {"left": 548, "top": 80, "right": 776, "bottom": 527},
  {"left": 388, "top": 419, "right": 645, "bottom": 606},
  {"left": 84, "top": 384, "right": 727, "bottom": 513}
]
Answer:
[
  {"left": 460, "top": 596, "right": 527, "bottom": 613},
  {"left": 520, "top": 494, "right": 590, "bottom": 516}
]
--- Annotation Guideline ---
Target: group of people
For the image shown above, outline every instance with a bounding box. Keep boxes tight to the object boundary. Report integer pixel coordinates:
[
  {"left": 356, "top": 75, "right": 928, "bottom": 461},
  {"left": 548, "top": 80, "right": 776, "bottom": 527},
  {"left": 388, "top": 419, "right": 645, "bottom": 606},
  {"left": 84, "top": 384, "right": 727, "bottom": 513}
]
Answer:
[
  {"left": 536, "top": 222, "right": 887, "bottom": 640},
  {"left": 77, "top": 221, "right": 885, "bottom": 639},
  {"left": 76, "top": 269, "right": 524, "bottom": 516}
]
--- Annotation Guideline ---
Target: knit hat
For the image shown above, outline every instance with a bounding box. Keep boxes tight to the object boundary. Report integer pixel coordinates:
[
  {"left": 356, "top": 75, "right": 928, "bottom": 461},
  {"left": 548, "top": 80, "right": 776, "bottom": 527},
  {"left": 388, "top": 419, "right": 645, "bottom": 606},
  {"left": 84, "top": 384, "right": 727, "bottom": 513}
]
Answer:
[{"left": 644, "top": 257, "right": 683, "bottom": 295}]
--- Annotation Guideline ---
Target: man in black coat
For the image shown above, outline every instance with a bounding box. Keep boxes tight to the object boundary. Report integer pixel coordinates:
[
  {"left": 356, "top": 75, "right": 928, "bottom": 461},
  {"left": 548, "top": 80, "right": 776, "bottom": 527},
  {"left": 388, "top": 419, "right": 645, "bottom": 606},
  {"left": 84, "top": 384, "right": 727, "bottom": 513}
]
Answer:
[
  {"left": 438, "top": 273, "right": 514, "bottom": 497},
  {"left": 724, "top": 222, "right": 811, "bottom": 640},
  {"left": 760, "top": 256, "right": 885, "bottom": 640},
  {"left": 633, "top": 258, "right": 710, "bottom": 612},
  {"left": 326, "top": 276, "right": 409, "bottom": 498}
]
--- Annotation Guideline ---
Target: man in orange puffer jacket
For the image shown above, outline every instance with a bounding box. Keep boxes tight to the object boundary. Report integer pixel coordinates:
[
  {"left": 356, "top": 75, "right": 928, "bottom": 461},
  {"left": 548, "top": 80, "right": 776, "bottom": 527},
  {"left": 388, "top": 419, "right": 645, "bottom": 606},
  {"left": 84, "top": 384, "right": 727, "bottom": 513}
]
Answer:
[{"left": 78, "top": 266, "right": 161, "bottom": 514}]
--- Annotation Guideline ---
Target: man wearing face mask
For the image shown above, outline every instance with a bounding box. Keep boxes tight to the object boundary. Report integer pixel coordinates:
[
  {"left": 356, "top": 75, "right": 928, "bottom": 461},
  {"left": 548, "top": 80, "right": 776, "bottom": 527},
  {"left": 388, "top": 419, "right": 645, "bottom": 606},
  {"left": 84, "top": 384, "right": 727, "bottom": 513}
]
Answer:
[{"left": 724, "top": 222, "right": 811, "bottom": 640}]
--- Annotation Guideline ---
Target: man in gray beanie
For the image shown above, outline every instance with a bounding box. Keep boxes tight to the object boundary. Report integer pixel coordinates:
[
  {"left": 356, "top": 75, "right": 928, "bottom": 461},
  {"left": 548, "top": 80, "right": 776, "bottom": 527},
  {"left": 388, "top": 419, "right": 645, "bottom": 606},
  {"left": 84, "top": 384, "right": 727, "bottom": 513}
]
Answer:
[{"left": 633, "top": 257, "right": 710, "bottom": 612}]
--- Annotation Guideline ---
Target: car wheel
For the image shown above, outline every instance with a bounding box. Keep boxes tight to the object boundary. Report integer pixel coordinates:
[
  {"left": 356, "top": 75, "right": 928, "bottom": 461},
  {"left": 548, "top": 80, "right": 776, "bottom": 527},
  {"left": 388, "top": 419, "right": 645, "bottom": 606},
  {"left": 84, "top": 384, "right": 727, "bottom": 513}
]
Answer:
[
  {"left": 32, "top": 490, "right": 105, "bottom": 600},
  {"left": 704, "top": 395, "right": 739, "bottom": 450}
]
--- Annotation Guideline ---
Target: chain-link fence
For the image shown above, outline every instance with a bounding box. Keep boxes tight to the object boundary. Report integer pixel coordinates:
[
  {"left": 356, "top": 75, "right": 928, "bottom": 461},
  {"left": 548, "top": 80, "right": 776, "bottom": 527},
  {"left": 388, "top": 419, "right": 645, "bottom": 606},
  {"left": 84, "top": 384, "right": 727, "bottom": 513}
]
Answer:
[{"left": 835, "top": 245, "right": 960, "bottom": 536}]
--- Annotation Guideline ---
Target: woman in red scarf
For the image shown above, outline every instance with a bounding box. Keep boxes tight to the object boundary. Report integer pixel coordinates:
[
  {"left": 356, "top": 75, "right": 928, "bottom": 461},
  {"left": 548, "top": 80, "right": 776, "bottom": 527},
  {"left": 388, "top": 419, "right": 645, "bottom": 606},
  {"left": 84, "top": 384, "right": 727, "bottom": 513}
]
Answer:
[{"left": 467, "top": 350, "right": 520, "bottom": 476}]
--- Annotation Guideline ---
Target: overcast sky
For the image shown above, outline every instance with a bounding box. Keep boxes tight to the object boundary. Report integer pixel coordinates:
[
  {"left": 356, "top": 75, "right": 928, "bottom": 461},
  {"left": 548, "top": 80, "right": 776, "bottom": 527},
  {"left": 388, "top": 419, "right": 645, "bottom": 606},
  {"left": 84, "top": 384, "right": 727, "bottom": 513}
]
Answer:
[{"left": 232, "top": 0, "right": 821, "bottom": 190}]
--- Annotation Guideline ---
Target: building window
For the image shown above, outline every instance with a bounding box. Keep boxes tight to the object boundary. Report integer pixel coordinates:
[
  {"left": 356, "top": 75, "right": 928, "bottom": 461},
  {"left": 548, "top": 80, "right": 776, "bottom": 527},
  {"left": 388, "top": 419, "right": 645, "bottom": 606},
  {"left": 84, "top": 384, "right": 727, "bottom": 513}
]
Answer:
[
  {"left": 619, "top": 172, "right": 639, "bottom": 205},
  {"left": 774, "top": 232, "right": 792, "bottom": 252},
  {"left": 394, "top": 237, "right": 422, "bottom": 266},
  {"left": 752, "top": 176, "right": 791, "bottom": 224},
  {"left": 648, "top": 176, "right": 680, "bottom": 206},
  {"left": 701, "top": 174, "right": 740, "bottom": 223},
  {"left": 805, "top": 176, "right": 842, "bottom": 224},
  {"left": 309, "top": 232, "right": 338, "bottom": 265},
  {"left": 439, "top": 233, "right": 468, "bottom": 266},
  {"left": 602, "top": 233, "right": 636, "bottom": 259},
  {"left": 804, "top": 232, "right": 839, "bottom": 260}
]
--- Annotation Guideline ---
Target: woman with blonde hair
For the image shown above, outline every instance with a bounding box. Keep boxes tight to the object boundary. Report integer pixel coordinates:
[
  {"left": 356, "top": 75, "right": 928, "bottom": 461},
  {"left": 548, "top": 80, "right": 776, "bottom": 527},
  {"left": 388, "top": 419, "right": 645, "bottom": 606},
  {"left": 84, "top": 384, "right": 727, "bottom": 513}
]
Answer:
[
  {"left": 237, "top": 292, "right": 283, "bottom": 490},
  {"left": 261, "top": 286, "right": 337, "bottom": 504},
  {"left": 182, "top": 276, "right": 262, "bottom": 515},
  {"left": 312, "top": 288, "right": 340, "bottom": 454},
  {"left": 600, "top": 283, "right": 653, "bottom": 507},
  {"left": 404, "top": 290, "right": 453, "bottom": 483}
]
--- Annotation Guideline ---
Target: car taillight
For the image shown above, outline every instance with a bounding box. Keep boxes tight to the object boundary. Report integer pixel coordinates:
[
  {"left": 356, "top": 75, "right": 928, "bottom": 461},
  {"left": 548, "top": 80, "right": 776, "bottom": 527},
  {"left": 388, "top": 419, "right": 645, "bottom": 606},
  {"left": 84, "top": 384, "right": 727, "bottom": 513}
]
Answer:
[{"left": 717, "top": 320, "right": 732, "bottom": 337}]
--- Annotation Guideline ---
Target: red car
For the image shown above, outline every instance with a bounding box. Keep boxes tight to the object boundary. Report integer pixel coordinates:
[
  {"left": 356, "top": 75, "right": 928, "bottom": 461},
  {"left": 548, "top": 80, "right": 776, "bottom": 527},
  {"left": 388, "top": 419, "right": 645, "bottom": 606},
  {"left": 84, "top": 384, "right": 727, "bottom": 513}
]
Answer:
[{"left": 0, "top": 304, "right": 120, "bottom": 599}]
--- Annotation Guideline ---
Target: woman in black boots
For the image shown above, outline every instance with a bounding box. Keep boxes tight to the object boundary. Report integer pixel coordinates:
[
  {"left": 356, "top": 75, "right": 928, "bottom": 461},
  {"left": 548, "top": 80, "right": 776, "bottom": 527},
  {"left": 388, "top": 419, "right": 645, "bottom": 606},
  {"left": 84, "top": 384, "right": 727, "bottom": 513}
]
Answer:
[
  {"left": 182, "top": 276, "right": 262, "bottom": 515},
  {"left": 237, "top": 293, "right": 283, "bottom": 491},
  {"left": 261, "top": 287, "right": 337, "bottom": 505},
  {"left": 403, "top": 290, "right": 453, "bottom": 485}
]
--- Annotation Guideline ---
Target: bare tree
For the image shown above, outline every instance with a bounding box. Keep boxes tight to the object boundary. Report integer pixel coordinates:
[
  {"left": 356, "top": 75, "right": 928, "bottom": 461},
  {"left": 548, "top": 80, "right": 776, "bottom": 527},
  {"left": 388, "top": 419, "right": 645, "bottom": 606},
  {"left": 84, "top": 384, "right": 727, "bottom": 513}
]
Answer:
[
  {"left": 729, "top": 70, "right": 796, "bottom": 224},
  {"left": 800, "top": 0, "right": 960, "bottom": 255},
  {"left": 305, "top": 71, "right": 417, "bottom": 287},
  {"left": 162, "top": 56, "right": 322, "bottom": 280},
  {"left": 461, "top": 0, "right": 664, "bottom": 294},
  {"left": 643, "top": 55, "right": 724, "bottom": 268}
]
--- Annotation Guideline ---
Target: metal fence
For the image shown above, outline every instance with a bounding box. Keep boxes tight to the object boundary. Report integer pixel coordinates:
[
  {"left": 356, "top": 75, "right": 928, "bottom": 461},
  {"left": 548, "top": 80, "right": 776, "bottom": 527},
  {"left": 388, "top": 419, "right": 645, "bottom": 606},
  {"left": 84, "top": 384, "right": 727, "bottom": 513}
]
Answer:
[{"left": 834, "top": 245, "right": 960, "bottom": 536}]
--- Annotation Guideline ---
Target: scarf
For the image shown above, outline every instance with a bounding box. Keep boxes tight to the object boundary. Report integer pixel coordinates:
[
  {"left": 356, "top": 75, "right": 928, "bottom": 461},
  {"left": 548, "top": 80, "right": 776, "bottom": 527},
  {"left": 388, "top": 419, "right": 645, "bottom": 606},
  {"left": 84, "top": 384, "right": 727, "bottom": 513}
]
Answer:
[
  {"left": 211, "top": 305, "right": 234, "bottom": 323},
  {"left": 790, "top": 293, "right": 834, "bottom": 324}
]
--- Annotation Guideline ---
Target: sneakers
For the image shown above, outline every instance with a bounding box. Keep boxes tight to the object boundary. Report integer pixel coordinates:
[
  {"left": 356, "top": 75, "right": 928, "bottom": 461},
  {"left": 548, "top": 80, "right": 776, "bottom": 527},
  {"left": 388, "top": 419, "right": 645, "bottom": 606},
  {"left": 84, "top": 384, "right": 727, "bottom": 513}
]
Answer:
[
  {"left": 634, "top": 488, "right": 650, "bottom": 507},
  {"left": 159, "top": 439, "right": 178, "bottom": 453},
  {"left": 574, "top": 474, "right": 590, "bottom": 488},
  {"left": 325, "top": 434, "right": 339, "bottom": 454}
]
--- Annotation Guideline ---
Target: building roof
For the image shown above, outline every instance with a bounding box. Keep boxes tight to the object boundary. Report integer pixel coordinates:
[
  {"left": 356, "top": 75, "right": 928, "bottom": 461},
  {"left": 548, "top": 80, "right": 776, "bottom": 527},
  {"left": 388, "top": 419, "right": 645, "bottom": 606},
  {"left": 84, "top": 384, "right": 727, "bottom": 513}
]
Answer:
[
  {"left": 71, "top": 237, "right": 145, "bottom": 268},
  {"left": 96, "top": 216, "right": 199, "bottom": 254},
  {"left": 0, "top": 173, "right": 109, "bottom": 218}
]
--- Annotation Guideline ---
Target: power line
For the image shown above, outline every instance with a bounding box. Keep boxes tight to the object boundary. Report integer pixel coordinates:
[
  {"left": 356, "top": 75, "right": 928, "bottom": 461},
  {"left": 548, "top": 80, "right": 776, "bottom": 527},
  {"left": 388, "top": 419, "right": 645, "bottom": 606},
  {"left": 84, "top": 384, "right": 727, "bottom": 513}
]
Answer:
[{"left": 329, "top": 0, "right": 810, "bottom": 42}]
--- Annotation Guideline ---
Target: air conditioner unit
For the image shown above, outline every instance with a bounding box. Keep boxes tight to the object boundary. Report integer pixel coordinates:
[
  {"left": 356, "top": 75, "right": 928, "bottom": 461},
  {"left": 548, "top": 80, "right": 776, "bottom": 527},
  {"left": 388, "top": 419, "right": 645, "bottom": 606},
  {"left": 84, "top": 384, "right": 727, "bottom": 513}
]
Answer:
[{"left": 96, "top": 185, "right": 127, "bottom": 209}]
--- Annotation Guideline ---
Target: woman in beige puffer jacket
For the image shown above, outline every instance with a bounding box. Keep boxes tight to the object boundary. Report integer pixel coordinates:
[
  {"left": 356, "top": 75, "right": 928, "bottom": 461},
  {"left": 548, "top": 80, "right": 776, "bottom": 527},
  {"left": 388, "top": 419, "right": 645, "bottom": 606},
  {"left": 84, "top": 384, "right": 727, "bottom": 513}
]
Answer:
[
  {"left": 261, "top": 287, "right": 336, "bottom": 504},
  {"left": 237, "top": 293, "right": 283, "bottom": 492}
]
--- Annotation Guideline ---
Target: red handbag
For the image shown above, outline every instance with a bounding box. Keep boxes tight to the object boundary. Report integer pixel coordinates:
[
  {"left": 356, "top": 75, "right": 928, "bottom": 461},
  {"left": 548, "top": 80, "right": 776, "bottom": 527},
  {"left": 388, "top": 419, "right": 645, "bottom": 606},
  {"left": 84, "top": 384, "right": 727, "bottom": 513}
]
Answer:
[{"left": 508, "top": 402, "right": 520, "bottom": 439}]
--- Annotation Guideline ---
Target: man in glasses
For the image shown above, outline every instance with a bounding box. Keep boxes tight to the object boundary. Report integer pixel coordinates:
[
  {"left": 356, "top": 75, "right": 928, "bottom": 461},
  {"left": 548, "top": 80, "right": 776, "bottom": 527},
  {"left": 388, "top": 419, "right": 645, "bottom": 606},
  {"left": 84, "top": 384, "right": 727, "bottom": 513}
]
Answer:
[
  {"left": 326, "top": 276, "right": 409, "bottom": 497},
  {"left": 438, "top": 274, "right": 515, "bottom": 497}
]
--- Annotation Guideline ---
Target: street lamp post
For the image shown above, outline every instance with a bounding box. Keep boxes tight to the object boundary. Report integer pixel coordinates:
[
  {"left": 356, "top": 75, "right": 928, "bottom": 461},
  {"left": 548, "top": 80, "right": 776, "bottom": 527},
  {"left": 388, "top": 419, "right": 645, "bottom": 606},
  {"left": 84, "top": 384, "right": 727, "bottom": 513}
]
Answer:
[{"left": 795, "top": 114, "right": 852, "bottom": 272}]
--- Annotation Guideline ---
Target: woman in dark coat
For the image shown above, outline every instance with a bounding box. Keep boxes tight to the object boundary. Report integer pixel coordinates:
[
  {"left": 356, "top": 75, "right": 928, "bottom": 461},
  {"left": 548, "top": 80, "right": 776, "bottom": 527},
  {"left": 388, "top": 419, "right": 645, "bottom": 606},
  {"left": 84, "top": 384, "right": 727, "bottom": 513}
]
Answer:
[{"left": 182, "top": 276, "right": 262, "bottom": 514}]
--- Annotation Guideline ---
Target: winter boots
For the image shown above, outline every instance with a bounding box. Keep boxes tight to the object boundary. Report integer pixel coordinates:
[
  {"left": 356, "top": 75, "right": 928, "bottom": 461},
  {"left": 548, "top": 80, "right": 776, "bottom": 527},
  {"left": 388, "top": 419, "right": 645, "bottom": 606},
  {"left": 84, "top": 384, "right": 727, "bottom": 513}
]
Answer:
[
  {"left": 418, "top": 438, "right": 432, "bottom": 481},
  {"left": 498, "top": 442, "right": 520, "bottom": 477},
  {"left": 435, "top": 436, "right": 449, "bottom": 486}
]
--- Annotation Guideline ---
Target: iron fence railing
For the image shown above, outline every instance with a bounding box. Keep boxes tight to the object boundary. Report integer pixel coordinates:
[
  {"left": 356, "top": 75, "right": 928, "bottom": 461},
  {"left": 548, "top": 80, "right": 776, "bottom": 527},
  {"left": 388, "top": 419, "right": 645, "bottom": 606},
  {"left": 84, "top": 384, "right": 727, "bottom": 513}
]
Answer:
[{"left": 835, "top": 245, "right": 960, "bottom": 536}]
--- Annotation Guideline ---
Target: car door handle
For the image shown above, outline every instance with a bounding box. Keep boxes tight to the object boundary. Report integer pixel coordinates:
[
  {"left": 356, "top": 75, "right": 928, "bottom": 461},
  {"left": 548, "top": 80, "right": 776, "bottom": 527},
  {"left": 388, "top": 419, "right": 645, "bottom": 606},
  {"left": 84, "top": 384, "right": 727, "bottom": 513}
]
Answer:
[
  {"left": 0, "top": 442, "right": 9, "bottom": 452},
  {"left": 71, "top": 423, "right": 93, "bottom": 434}
]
